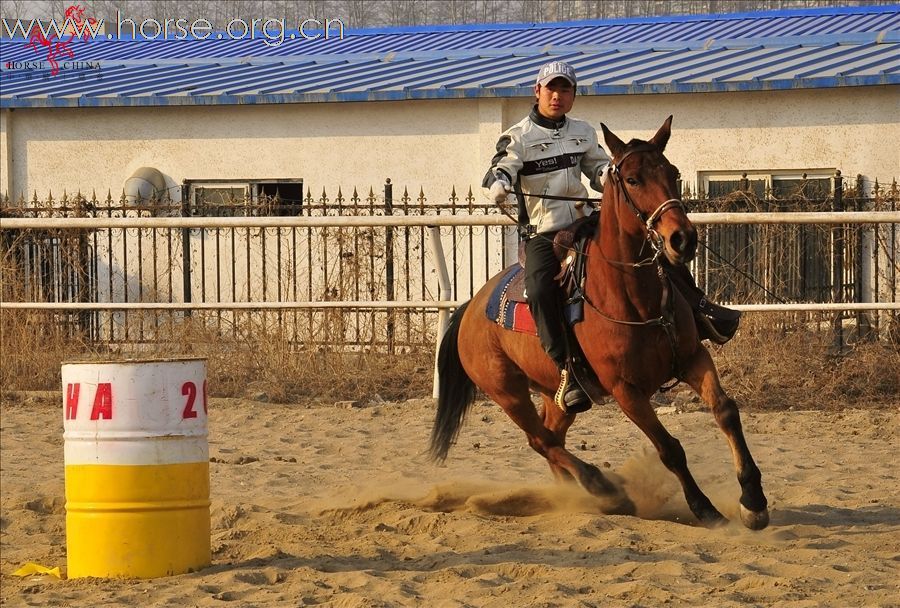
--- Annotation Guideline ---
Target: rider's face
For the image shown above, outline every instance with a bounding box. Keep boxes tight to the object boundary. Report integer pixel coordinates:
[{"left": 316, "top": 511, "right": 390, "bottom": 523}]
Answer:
[{"left": 535, "top": 77, "right": 575, "bottom": 121}]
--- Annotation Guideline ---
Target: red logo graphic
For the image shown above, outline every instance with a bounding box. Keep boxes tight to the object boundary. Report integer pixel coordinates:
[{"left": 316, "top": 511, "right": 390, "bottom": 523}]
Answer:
[{"left": 26, "top": 5, "right": 98, "bottom": 76}]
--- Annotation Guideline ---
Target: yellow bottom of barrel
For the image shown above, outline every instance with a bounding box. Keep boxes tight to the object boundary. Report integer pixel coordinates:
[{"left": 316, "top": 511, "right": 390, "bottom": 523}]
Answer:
[{"left": 65, "top": 462, "right": 210, "bottom": 579}]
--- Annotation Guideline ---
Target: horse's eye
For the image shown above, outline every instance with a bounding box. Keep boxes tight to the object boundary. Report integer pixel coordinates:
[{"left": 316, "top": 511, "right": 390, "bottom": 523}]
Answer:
[{"left": 626, "top": 177, "right": 639, "bottom": 186}]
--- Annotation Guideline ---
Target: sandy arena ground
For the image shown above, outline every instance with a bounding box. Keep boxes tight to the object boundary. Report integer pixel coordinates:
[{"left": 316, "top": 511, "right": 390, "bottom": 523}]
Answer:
[{"left": 1, "top": 391, "right": 898, "bottom": 607}]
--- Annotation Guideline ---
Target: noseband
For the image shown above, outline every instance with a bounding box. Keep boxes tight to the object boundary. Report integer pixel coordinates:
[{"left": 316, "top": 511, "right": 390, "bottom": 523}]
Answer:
[{"left": 609, "top": 145, "right": 685, "bottom": 260}]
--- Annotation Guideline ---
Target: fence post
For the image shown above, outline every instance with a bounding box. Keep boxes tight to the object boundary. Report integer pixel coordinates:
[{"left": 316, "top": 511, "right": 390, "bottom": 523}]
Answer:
[
  {"left": 854, "top": 174, "right": 871, "bottom": 341},
  {"left": 830, "top": 170, "right": 843, "bottom": 354},
  {"left": 428, "top": 225, "right": 452, "bottom": 400},
  {"left": 384, "top": 178, "right": 395, "bottom": 353},
  {"left": 73, "top": 193, "right": 91, "bottom": 341},
  {"left": 88, "top": 191, "right": 100, "bottom": 341},
  {"left": 181, "top": 185, "right": 192, "bottom": 317}
]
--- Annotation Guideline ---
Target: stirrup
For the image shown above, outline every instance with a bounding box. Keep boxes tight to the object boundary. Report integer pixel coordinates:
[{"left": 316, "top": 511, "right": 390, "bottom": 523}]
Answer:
[{"left": 553, "top": 368, "right": 591, "bottom": 414}]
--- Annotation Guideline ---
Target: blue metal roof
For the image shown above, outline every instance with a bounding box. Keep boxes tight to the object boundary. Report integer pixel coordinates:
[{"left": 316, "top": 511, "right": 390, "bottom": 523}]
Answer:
[{"left": 1, "top": 5, "right": 897, "bottom": 107}]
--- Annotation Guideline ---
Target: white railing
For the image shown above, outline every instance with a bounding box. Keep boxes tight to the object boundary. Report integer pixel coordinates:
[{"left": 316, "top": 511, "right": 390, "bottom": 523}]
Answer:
[
  {"left": 1, "top": 210, "right": 898, "bottom": 229},
  {"left": 4, "top": 211, "right": 898, "bottom": 397},
  {"left": 2, "top": 211, "right": 897, "bottom": 316}
]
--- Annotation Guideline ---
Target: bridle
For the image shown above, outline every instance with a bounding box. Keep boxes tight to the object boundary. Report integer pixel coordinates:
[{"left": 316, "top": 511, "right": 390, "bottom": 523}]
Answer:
[
  {"left": 585, "top": 144, "right": 688, "bottom": 388},
  {"left": 606, "top": 144, "right": 687, "bottom": 266}
]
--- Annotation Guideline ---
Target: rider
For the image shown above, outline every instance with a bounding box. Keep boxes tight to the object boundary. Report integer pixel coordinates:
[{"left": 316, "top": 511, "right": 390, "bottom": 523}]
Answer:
[{"left": 483, "top": 60, "right": 740, "bottom": 414}]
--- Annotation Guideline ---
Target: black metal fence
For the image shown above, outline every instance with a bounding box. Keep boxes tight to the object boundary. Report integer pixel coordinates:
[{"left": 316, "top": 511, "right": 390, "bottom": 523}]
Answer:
[
  {"left": 691, "top": 174, "right": 897, "bottom": 308},
  {"left": 2, "top": 176, "right": 897, "bottom": 350}
]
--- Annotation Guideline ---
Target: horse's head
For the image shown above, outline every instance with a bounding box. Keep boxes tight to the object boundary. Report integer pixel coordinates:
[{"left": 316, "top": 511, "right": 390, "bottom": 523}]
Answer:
[{"left": 600, "top": 116, "right": 697, "bottom": 266}]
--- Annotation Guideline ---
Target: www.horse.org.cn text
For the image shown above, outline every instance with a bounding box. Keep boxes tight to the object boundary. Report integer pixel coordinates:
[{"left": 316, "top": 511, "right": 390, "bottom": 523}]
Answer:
[{"left": 1, "top": 11, "right": 347, "bottom": 47}]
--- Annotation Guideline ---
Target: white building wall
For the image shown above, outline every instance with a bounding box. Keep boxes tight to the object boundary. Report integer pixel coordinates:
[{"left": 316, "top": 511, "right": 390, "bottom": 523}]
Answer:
[
  {"left": 0, "top": 86, "right": 900, "bottom": 198},
  {"left": 506, "top": 85, "right": 898, "bottom": 189},
  {"left": 1, "top": 85, "right": 896, "bottom": 313},
  {"left": 1, "top": 99, "right": 489, "bottom": 201},
  {"left": 1, "top": 110, "right": 11, "bottom": 197},
  {"left": 2, "top": 85, "right": 896, "bottom": 200}
]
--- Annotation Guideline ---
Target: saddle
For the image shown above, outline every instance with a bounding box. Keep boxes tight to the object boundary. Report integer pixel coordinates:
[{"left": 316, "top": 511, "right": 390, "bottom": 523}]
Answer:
[
  {"left": 511, "top": 214, "right": 598, "bottom": 305},
  {"left": 484, "top": 215, "right": 600, "bottom": 411},
  {"left": 487, "top": 215, "right": 598, "bottom": 335}
]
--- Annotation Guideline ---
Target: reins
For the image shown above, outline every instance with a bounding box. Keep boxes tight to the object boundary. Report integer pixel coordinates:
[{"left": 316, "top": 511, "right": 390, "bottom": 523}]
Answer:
[{"left": 580, "top": 161, "right": 679, "bottom": 330}]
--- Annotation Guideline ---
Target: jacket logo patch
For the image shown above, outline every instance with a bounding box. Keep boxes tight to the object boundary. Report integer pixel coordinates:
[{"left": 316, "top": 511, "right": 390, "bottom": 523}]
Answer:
[{"left": 520, "top": 153, "right": 584, "bottom": 176}]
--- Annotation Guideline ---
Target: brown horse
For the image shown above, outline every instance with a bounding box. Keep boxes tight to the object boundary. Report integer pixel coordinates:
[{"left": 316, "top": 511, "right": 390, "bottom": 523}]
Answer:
[{"left": 430, "top": 116, "right": 769, "bottom": 530}]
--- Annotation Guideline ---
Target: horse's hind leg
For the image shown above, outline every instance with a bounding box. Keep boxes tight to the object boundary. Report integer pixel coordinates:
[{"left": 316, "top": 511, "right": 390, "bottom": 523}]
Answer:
[
  {"left": 683, "top": 347, "right": 769, "bottom": 530},
  {"left": 533, "top": 399, "right": 634, "bottom": 514},
  {"left": 490, "top": 379, "right": 633, "bottom": 514},
  {"left": 614, "top": 386, "right": 728, "bottom": 527},
  {"left": 539, "top": 394, "right": 576, "bottom": 483}
]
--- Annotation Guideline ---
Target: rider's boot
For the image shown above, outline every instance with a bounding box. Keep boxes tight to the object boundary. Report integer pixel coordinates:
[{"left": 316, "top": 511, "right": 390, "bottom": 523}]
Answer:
[
  {"left": 663, "top": 261, "right": 742, "bottom": 344},
  {"left": 696, "top": 313, "right": 741, "bottom": 345}
]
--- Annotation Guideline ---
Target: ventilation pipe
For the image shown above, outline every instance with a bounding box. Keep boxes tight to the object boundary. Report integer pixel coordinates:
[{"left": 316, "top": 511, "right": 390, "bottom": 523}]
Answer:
[{"left": 123, "top": 167, "right": 168, "bottom": 203}]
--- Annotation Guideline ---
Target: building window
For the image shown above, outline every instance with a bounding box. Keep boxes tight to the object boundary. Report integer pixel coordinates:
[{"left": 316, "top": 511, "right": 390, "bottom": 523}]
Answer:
[
  {"left": 699, "top": 170, "right": 833, "bottom": 204},
  {"left": 706, "top": 176, "right": 767, "bottom": 200},
  {"left": 694, "top": 170, "right": 835, "bottom": 303},
  {"left": 186, "top": 180, "right": 303, "bottom": 216},
  {"left": 770, "top": 176, "right": 831, "bottom": 200}
]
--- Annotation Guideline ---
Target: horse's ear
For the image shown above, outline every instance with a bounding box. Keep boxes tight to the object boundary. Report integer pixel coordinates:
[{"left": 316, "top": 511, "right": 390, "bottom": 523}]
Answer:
[
  {"left": 649, "top": 115, "right": 673, "bottom": 152},
  {"left": 600, "top": 123, "right": 626, "bottom": 159}
]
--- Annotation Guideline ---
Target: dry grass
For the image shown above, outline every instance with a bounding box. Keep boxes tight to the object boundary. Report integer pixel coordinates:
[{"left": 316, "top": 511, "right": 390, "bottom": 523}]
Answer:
[
  {"left": 1, "top": 311, "right": 92, "bottom": 390},
  {"left": 710, "top": 313, "right": 900, "bottom": 410},
  {"left": 0, "top": 309, "right": 432, "bottom": 403},
  {"left": 2, "top": 308, "right": 897, "bottom": 409},
  {"left": 153, "top": 312, "right": 434, "bottom": 403}
]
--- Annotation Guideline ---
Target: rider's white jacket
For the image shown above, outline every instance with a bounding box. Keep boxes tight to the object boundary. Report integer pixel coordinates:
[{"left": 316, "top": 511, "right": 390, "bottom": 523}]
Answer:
[{"left": 484, "top": 106, "right": 610, "bottom": 234}]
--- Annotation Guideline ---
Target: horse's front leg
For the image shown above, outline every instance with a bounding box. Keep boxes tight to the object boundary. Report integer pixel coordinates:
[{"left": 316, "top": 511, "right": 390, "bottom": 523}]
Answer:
[
  {"left": 614, "top": 384, "right": 728, "bottom": 527},
  {"left": 683, "top": 346, "right": 769, "bottom": 530}
]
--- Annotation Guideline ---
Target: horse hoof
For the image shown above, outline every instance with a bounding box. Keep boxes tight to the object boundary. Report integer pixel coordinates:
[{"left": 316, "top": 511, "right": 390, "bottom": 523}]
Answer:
[
  {"left": 740, "top": 504, "right": 770, "bottom": 530},
  {"left": 605, "top": 494, "right": 636, "bottom": 517}
]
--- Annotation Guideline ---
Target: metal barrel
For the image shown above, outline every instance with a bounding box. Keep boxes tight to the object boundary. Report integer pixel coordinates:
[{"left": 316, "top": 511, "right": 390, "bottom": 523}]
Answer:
[{"left": 62, "top": 358, "right": 210, "bottom": 578}]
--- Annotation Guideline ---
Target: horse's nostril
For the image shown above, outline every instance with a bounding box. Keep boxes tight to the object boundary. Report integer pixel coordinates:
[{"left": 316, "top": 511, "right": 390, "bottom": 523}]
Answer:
[{"left": 671, "top": 230, "right": 687, "bottom": 253}]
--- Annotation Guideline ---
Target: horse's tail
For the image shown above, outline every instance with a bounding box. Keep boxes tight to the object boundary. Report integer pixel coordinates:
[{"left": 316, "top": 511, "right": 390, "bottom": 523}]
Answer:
[{"left": 429, "top": 301, "right": 475, "bottom": 463}]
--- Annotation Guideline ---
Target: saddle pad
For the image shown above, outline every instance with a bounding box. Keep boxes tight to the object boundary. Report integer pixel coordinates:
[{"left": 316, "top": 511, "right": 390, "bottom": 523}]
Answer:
[{"left": 485, "top": 266, "right": 538, "bottom": 336}]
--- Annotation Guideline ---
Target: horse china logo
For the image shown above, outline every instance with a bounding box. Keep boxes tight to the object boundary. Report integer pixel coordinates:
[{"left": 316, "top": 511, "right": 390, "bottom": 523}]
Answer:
[{"left": 20, "top": 5, "right": 99, "bottom": 76}]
